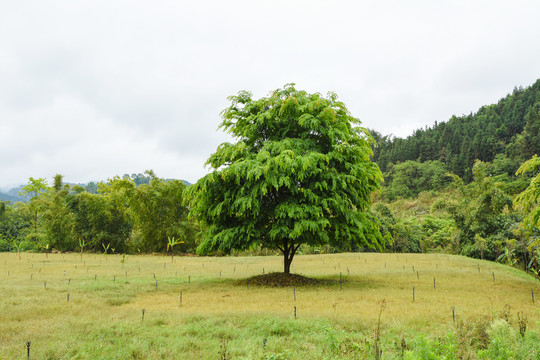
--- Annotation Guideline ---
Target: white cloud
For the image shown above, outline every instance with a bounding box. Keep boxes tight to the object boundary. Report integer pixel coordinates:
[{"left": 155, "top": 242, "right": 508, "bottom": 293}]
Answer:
[{"left": 1, "top": 0, "right": 540, "bottom": 187}]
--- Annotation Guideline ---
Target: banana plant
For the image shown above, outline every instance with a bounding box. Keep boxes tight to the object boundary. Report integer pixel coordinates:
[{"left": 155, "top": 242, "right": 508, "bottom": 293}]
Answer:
[
  {"left": 12, "top": 240, "right": 23, "bottom": 260},
  {"left": 497, "top": 246, "right": 518, "bottom": 267},
  {"left": 527, "top": 247, "right": 540, "bottom": 279},
  {"left": 102, "top": 243, "right": 111, "bottom": 261},
  {"left": 79, "top": 239, "right": 86, "bottom": 260},
  {"left": 167, "top": 236, "right": 184, "bottom": 263}
]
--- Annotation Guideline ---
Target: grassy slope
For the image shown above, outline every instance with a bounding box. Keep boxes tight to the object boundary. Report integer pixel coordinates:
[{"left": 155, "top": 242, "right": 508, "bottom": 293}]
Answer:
[{"left": 1, "top": 252, "right": 538, "bottom": 359}]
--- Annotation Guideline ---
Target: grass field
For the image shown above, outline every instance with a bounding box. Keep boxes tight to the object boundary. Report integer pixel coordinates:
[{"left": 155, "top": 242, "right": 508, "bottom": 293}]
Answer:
[{"left": 1, "top": 252, "right": 539, "bottom": 359}]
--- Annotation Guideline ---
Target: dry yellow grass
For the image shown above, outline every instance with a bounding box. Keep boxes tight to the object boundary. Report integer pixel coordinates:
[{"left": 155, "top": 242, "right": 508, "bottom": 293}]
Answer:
[
  {"left": 0, "top": 251, "right": 539, "bottom": 358},
  {"left": 2, "top": 252, "right": 538, "bottom": 328}
]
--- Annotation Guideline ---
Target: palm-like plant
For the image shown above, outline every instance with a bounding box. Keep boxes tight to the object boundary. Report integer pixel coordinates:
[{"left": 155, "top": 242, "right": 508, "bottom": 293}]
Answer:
[
  {"left": 13, "top": 240, "right": 23, "bottom": 260},
  {"left": 527, "top": 246, "right": 540, "bottom": 278},
  {"left": 79, "top": 239, "right": 86, "bottom": 260},
  {"left": 102, "top": 243, "right": 110, "bottom": 261},
  {"left": 167, "top": 236, "right": 184, "bottom": 262},
  {"left": 497, "top": 246, "right": 518, "bottom": 267}
]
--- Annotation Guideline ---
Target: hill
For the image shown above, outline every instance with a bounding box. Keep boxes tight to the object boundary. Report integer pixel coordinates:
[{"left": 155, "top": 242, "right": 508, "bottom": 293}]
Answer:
[
  {"left": 369, "top": 79, "right": 540, "bottom": 273},
  {"left": 0, "top": 185, "right": 25, "bottom": 203},
  {"left": 371, "top": 79, "right": 540, "bottom": 182},
  {"left": 0, "top": 192, "right": 21, "bottom": 202}
]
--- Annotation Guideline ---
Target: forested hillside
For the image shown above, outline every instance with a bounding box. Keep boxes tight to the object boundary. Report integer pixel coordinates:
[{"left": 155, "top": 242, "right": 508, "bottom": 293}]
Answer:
[
  {"left": 372, "top": 79, "right": 540, "bottom": 182},
  {"left": 370, "top": 79, "right": 540, "bottom": 278}
]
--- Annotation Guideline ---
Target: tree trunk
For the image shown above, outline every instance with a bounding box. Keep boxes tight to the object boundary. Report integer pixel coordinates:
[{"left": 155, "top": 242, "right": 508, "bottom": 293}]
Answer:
[
  {"left": 284, "top": 254, "right": 292, "bottom": 273},
  {"left": 281, "top": 239, "right": 300, "bottom": 274}
]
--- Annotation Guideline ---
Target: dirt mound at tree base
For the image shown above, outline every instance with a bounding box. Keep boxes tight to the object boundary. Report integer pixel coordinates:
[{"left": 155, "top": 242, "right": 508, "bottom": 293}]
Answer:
[{"left": 240, "top": 272, "right": 336, "bottom": 287}]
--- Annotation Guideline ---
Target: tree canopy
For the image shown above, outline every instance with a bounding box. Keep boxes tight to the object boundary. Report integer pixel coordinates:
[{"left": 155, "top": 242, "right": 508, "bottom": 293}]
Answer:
[
  {"left": 185, "top": 84, "right": 384, "bottom": 273},
  {"left": 371, "top": 79, "right": 540, "bottom": 182},
  {"left": 515, "top": 155, "right": 540, "bottom": 230}
]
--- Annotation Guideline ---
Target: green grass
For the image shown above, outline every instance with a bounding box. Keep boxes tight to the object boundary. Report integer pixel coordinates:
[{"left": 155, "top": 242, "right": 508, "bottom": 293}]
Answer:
[{"left": 1, "top": 252, "right": 539, "bottom": 359}]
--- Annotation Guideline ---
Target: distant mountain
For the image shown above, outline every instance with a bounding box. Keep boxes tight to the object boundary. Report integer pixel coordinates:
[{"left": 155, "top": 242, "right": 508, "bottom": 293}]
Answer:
[
  {"left": 0, "top": 191, "right": 22, "bottom": 203},
  {"left": 0, "top": 185, "right": 25, "bottom": 203}
]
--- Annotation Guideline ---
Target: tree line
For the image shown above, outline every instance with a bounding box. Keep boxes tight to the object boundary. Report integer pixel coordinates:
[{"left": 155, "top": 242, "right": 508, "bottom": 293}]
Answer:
[
  {"left": 0, "top": 83, "right": 539, "bottom": 277},
  {"left": 0, "top": 171, "right": 198, "bottom": 255}
]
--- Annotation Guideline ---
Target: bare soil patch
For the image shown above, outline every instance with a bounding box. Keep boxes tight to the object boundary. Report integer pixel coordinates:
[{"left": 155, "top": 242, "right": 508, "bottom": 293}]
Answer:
[{"left": 240, "top": 272, "right": 335, "bottom": 287}]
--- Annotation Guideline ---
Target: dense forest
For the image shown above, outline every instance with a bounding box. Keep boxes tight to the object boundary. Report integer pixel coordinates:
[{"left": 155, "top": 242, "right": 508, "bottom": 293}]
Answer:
[
  {"left": 371, "top": 79, "right": 540, "bottom": 182},
  {"left": 1, "top": 80, "right": 539, "bottom": 278},
  {"left": 370, "top": 79, "right": 540, "bottom": 278}
]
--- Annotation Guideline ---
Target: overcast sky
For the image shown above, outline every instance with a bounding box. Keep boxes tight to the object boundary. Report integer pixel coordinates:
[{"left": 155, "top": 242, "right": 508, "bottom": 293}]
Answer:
[{"left": 1, "top": 1, "right": 540, "bottom": 189}]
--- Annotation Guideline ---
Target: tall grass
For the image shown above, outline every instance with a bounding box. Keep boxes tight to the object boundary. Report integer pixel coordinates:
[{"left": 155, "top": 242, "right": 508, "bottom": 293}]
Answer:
[{"left": 1, "top": 252, "right": 538, "bottom": 359}]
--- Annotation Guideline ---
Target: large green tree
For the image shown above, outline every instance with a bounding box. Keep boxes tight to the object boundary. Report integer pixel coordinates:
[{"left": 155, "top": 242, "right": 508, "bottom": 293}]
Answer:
[{"left": 186, "top": 84, "right": 384, "bottom": 273}]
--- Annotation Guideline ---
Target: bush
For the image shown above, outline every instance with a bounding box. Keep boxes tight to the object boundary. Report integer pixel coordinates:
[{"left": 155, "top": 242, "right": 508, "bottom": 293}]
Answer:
[
  {"left": 403, "top": 333, "right": 459, "bottom": 360},
  {"left": 0, "top": 234, "right": 13, "bottom": 252},
  {"left": 478, "top": 319, "right": 540, "bottom": 360}
]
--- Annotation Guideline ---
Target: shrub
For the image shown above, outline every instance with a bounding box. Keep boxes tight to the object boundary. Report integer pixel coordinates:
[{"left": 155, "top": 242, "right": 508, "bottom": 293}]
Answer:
[
  {"left": 478, "top": 319, "right": 540, "bottom": 360},
  {"left": 403, "top": 333, "right": 459, "bottom": 360}
]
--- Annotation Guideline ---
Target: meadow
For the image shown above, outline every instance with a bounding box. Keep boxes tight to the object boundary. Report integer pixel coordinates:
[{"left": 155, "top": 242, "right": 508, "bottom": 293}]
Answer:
[{"left": 1, "top": 252, "right": 539, "bottom": 359}]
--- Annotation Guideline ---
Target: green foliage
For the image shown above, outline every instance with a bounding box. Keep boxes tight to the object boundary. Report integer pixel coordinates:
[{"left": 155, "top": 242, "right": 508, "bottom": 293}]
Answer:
[
  {"left": 167, "top": 236, "right": 183, "bottom": 250},
  {"left": 478, "top": 320, "right": 540, "bottom": 360},
  {"left": 19, "top": 177, "right": 48, "bottom": 201},
  {"left": 123, "top": 172, "right": 152, "bottom": 186},
  {"left": 85, "top": 181, "right": 98, "bottom": 194},
  {"left": 79, "top": 238, "right": 86, "bottom": 255},
  {"left": 392, "top": 217, "right": 423, "bottom": 253},
  {"left": 0, "top": 171, "right": 197, "bottom": 254},
  {"left": 497, "top": 246, "right": 518, "bottom": 267},
  {"left": 514, "top": 155, "right": 540, "bottom": 230},
  {"left": 123, "top": 172, "right": 196, "bottom": 253},
  {"left": 420, "top": 216, "right": 456, "bottom": 253},
  {"left": 431, "top": 161, "right": 516, "bottom": 259},
  {"left": 166, "top": 236, "right": 184, "bottom": 262},
  {"left": 373, "top": 201, "right": 456, "bottom": 254},
  {"left": 507, "top": 101, "right": 540, "bottom": 163},
  {"left": 186, "top": 84, "right": 383, "bottom": 272},
  {"left": 41, "top": 175, "right": 76, "bottom": 251},
  {"left": 0, "top": 233, "right": 10, "bottom": 252},
  {"left": 404, "top": 333, "right": 459, "bottom": 360},
  {"left": 0, "top": 201, "right": 30, "bottom": 247},
  {"left": 68, "top": 189, "right": 131, "bottom": 253},
  {"left": 18, "top": 177, "right": 48, "bottom": 245},
  {"left": 372, "top": 203, "right": 396, "bottom": 251},
  {"left": 372, "top": 80, "right": 540, "bottom": 182},
  {"left": 383, "top": 160, "right": 451, "bottom": 200}
]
